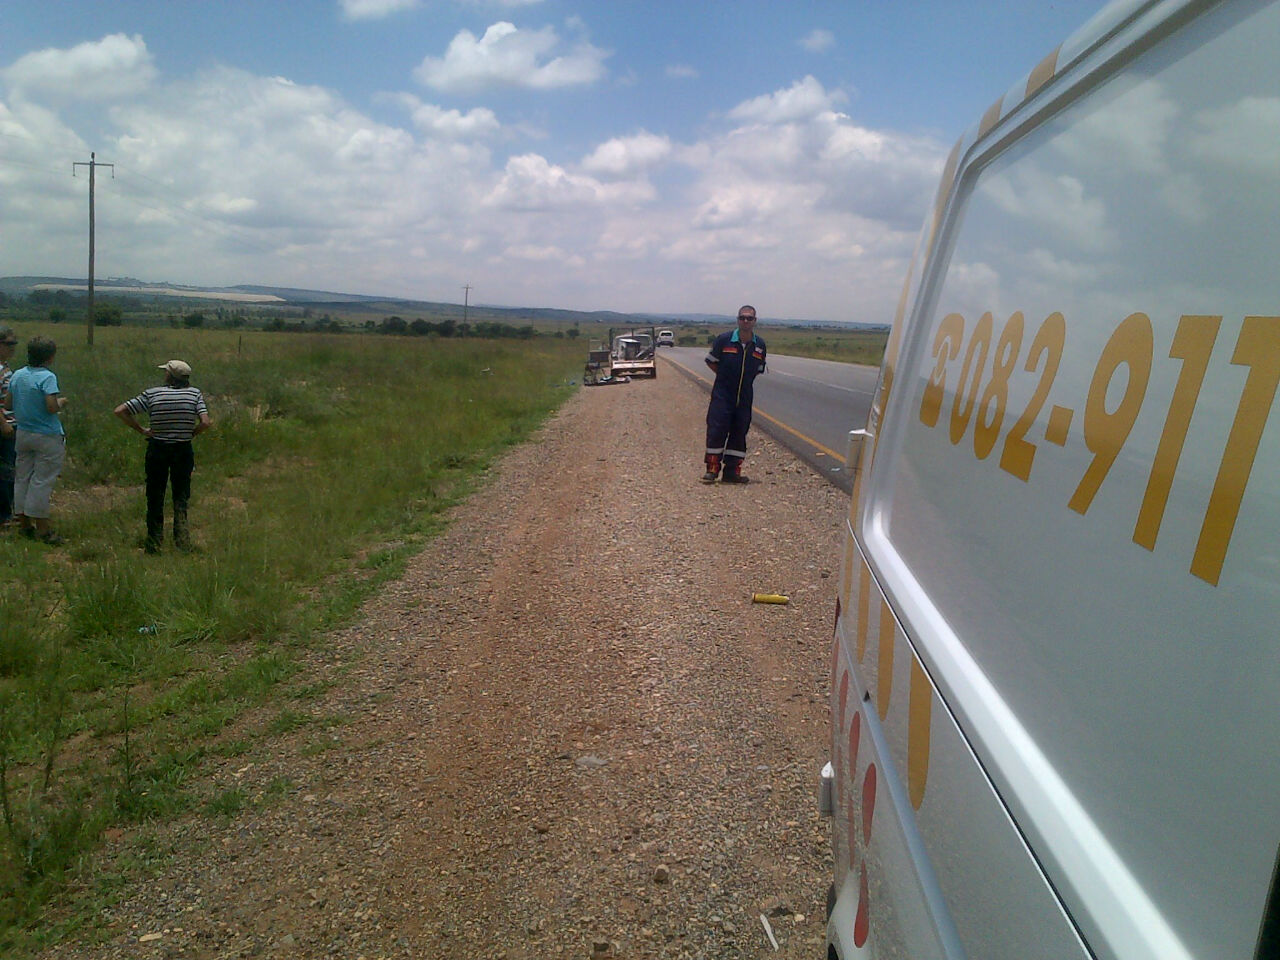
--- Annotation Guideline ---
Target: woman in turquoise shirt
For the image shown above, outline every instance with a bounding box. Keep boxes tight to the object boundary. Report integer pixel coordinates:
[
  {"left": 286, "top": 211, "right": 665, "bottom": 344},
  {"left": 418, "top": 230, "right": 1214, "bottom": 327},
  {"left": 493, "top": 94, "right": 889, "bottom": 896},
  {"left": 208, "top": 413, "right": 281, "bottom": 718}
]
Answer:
[{"left": 4, "top": 336, "right": 68, "bottom": 545}]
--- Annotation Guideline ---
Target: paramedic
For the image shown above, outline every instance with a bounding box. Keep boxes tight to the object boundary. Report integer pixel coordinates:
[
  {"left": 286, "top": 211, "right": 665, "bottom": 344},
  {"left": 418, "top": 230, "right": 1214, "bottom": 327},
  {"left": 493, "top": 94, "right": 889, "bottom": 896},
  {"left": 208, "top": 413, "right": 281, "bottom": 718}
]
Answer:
[{"left": 702, "top": 306, "right": 766, "bottom": 484}]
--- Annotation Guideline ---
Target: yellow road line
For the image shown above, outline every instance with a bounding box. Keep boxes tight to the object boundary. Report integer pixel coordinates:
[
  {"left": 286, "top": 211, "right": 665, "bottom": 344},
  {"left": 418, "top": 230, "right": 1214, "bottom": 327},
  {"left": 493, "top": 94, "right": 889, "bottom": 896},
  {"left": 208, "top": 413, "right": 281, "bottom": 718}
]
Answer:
[{"left": 754, "top": 407, "right": 843, "bottom": 461}]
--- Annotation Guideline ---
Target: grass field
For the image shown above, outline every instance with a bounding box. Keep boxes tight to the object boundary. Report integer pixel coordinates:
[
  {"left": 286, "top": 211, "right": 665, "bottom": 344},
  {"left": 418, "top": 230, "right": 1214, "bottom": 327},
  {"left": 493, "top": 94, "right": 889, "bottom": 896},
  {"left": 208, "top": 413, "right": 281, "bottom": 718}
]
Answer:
[
  {"left": 0, "top": 324, "right": 582, "bottom": 951},
  {"left": 0, "top": 317, "right": 885, "bottom": 951},
  {"left": 761, "top": 325, "right": 887, "bottom": 366}
]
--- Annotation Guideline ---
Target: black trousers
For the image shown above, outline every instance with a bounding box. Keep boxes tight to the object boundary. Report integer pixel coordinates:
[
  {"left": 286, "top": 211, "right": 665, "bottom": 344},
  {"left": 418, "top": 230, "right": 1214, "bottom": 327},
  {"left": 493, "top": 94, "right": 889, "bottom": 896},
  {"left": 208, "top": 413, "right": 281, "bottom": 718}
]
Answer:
[
  {"left": 705, "top": 392, "right": 754, "bottom": 468},
  {"left": 145, "top": 439, "right": 194, "bottom": 543},
  {"left": 0, "top": 432, "right": 14, "bottom": 522}
]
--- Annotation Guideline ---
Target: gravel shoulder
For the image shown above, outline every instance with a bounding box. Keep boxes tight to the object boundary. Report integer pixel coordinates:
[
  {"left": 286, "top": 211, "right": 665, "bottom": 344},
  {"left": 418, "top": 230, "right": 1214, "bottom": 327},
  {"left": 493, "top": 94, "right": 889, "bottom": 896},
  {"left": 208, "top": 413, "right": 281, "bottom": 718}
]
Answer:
[{"left": 43, "top": 361, "right": 846, "bottom": 959}]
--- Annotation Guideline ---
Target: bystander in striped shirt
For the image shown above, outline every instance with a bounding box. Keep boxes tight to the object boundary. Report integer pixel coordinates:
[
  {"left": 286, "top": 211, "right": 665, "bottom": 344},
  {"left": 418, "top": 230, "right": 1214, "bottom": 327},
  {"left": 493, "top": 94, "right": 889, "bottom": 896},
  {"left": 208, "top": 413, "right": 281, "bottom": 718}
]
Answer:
[{"left": 123, "top": 385, "right": 209, "bottom": 440}]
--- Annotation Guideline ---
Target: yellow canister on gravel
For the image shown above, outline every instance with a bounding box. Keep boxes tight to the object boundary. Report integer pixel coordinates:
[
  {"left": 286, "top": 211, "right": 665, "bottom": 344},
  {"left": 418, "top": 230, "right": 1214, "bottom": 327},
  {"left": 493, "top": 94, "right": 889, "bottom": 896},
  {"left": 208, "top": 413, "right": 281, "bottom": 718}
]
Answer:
[{"left": 752, "top": 593, "right": 789, "bottom": 604}]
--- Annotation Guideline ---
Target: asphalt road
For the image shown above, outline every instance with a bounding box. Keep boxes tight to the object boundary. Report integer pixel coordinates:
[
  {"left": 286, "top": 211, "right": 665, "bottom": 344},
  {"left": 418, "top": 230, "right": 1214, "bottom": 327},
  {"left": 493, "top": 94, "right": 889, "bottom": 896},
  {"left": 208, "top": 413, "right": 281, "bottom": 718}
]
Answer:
[{"left": 661, "top": 345, "right": 880, "bottom": 493}]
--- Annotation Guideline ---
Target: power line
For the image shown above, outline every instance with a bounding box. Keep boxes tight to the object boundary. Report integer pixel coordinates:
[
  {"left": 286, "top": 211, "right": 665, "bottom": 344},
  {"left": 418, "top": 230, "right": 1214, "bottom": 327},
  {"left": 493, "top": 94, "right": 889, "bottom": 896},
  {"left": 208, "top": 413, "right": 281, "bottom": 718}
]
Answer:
[
  {"left": 2, "top": 136, "right": 279, "bottom": 263},
  {"left": 110, "top": 168, "right": 279, "bottom": 256},
  {"left": 0, "top": 125, "right": 88, "bottom": 156}
]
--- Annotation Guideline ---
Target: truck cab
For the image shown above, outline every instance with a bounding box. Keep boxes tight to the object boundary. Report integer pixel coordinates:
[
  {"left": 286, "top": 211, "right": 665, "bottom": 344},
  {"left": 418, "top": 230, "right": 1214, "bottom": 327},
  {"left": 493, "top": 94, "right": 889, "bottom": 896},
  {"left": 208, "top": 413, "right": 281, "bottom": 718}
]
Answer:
[{"left": 608, "top": 327, "right": 658, "bottom": 379}]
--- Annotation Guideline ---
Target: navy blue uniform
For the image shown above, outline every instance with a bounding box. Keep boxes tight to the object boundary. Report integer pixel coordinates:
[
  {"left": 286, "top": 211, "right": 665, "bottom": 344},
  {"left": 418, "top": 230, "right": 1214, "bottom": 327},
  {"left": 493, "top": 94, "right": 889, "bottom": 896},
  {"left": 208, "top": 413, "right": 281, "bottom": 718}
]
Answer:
[{"left": 705, "top": 329, "right": 766, "bottom": 474}]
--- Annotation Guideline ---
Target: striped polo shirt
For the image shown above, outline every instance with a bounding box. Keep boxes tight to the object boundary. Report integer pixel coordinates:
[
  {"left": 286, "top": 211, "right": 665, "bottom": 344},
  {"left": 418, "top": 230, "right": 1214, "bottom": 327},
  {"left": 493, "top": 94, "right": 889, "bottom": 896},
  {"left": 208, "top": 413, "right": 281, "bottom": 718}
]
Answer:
[
  {"left": 124, "top": 385, "right": 208, "bottom": 441},
  {"left": 0, "top": 362, "right": 14, "bottom": 428}
]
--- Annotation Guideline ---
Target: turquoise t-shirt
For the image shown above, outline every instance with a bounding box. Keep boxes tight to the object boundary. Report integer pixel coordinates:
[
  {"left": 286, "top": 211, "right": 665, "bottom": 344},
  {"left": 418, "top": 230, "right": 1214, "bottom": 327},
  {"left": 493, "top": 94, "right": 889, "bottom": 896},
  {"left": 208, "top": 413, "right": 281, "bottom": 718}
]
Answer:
[{"left": 9, "top": 366, "right": 64, "bottom": 436}]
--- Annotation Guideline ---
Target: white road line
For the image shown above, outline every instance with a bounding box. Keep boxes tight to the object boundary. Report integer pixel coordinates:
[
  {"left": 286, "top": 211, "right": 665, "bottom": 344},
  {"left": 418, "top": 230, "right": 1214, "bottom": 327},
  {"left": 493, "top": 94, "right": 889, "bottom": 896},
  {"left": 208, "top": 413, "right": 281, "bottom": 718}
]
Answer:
[{"left": 768, "top": 370, "right": 873, "bottom": 396}]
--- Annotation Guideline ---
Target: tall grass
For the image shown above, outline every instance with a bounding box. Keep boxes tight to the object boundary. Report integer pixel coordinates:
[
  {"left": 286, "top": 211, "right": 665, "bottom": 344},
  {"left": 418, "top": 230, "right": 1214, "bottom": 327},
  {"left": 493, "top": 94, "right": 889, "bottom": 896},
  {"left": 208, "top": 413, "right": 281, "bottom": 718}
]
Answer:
[{"left": 0, "top": 324, "right": 580, "bottom": 948}]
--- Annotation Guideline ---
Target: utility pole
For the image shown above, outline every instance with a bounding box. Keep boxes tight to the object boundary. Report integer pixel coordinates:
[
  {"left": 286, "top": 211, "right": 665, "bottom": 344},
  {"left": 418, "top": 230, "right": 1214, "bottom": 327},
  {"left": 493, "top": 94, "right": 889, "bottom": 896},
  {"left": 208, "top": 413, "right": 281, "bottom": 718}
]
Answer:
[
  {"left": 73, "top": 152, "right": 114, "bottom": 346},
  {"left": 462, "top": 283, "right": 472, "bottom": 326}
]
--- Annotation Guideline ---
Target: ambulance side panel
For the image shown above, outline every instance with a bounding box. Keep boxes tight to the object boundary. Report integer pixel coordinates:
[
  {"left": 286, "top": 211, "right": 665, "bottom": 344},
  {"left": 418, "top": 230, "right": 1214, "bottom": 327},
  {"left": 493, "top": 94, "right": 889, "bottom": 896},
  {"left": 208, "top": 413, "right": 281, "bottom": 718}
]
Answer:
[{"left": 830, "top": 1, "right": 1280, "bottom": 958}]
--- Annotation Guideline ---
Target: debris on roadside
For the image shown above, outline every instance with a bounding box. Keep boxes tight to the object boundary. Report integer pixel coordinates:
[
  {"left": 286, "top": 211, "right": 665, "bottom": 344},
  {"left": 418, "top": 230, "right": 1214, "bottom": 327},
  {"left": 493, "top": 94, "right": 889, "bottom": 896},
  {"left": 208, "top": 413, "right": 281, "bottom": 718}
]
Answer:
[{"left": 760, "top": 913, "right": 780, "bottom": 950}]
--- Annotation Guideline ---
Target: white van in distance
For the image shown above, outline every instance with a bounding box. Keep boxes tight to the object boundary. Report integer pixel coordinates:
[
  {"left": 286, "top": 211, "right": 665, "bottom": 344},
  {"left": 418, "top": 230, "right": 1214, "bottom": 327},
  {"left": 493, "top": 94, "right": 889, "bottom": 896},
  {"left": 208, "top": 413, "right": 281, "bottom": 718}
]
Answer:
[{"left": 824, "top": 1, "right": 1280, "bottom": 958}]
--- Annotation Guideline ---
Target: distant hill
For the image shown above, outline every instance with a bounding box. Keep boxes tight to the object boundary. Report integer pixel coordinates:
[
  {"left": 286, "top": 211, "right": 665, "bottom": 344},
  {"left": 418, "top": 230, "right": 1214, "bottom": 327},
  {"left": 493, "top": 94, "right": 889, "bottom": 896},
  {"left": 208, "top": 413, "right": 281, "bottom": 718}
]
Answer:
[
  {"left": 227, "top": 284, "right": 388, "bottom": 304},
  {"left": 0, "top": 276, "right": 699, "bottom": 325},
  {"left": 0, "top": 276, "right": 81, "bottom": 296},
  {"left": 0, "top": 276, "right": 881, "bottom": 329},
  {"left": 1, "top": 276, "right": 288, "bottom": 304}
]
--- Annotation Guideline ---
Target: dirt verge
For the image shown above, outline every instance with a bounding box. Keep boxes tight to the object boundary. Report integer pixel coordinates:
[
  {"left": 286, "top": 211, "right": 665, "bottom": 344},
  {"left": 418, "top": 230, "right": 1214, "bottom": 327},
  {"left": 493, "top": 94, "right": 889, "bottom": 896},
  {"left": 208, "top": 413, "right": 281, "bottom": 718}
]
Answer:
[{"left": 42, "top": 361, "right": 845, "bottom": 959}]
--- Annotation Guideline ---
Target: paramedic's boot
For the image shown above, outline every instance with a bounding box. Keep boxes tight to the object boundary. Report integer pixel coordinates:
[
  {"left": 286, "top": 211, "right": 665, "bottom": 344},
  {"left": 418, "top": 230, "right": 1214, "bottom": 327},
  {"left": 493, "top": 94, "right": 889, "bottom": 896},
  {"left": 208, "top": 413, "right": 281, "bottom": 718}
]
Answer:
[
  {"left": 701, "top": 454, "right": 721, "bottom": 484},
  {"left": 173, "top": 508, "right": 192, "bottom": 553},
  {"left": 721, "top": 460, "right": 750, "bottom": 484}
]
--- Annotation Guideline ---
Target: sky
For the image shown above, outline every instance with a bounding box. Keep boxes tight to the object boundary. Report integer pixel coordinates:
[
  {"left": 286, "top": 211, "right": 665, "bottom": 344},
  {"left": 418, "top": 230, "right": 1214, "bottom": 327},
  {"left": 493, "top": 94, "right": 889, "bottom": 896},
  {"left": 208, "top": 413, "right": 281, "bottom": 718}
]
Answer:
[{"left": 0, "top": 0, "right": 1108, "bottom": 324}]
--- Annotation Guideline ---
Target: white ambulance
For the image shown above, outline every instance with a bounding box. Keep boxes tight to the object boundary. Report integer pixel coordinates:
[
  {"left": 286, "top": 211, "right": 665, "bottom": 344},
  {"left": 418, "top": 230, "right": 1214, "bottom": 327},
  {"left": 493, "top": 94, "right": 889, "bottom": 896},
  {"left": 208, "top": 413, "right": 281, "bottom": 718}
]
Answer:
[{"left": 824, "top": 1, "right": 1280, "bottom": 958}]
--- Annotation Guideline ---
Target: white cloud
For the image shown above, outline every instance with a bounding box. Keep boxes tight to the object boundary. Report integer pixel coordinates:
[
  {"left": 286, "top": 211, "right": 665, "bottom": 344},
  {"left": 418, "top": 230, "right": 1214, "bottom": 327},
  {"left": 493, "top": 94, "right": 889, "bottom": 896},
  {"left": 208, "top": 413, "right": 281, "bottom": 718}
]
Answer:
[
  {"left": 981, "top": 165, "right": 1114, "bottom": 253},
  {"left": 414, "top": 21, "right": 609, "bottom": 93},
  {"left": 504, "top": 243, "right": 584, "bottom": 267},
  {"left": 3, "top": 33, "right": 156, "bottom": 103},
  {"left": 339, "top": 0, "right": 419, "bottom": 19},
  {"left": 936, "top": 259, "right": 1002, "bottom": 316},
  {"left": 728, "top": 75, "right": 844, "bottom": 125},
  {"left": 691, "top": 78, "right": 943, "bottom": 235},
  {"left": 799, "top": 29, "right": 835, "bottom": 52},
  {"left": 55, "top": 65, "right": 503, "bottom": 300},
  {"left": 1157, "top": 171, "right": 1209, "bottom": 223},
  {"left": 808, "top": 230, "right": 864, "bottom": 261},
  {"left": 199, "top": 193, "right": 260, "bottom": 217},
  {"left": 821, "top": 124, "right": 886, "bottom": 161},
  {"left": 581, "top": 131, "right": 671, "bottom": 177},
  {"left": 1189, "top": 96, "right": 1280, "bottom": 174},
  {"left": 389, "top": 94, "right": 501, "bottom": 139},
  {"left": 594, "top": 75, "right": 946, "bottom": 321},
  {"left": 485, "top": 153, "right": 600, "bottom": 209},
  {"left": 0, "top": 54, "right": 949, "bottom": 322},
  {"left": 693, "top": 181, "right": 815, "bottom": 229},
  {"left": 817, "top": 117, "right": 943, "bottom": 229},
  {"left": 484, "top": 153, "right": 654, "bottom": 210},
  {"left": 666, "top": 65, "right": 699, "bottom": 80},
  {"left": 1022, "top": 247, "right": 1107, "bottom": 287},
  {"left": 595, "top": 224, "right": 655, "bottom": 260},
  {"left": 1052, "top": 81, "right": 1178, "bottom": 175},
  {"left": 0, "top": 98, "right": 85, "bottom": 160},
  {"left": 341, "top": 0, "right": 542, "bottom": 15},
  {"left": 0, "top": 99, "right": 90, "bottom": 262},
  {"left": 107, "top": 69, "right": 423, "bottom": 225}
]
